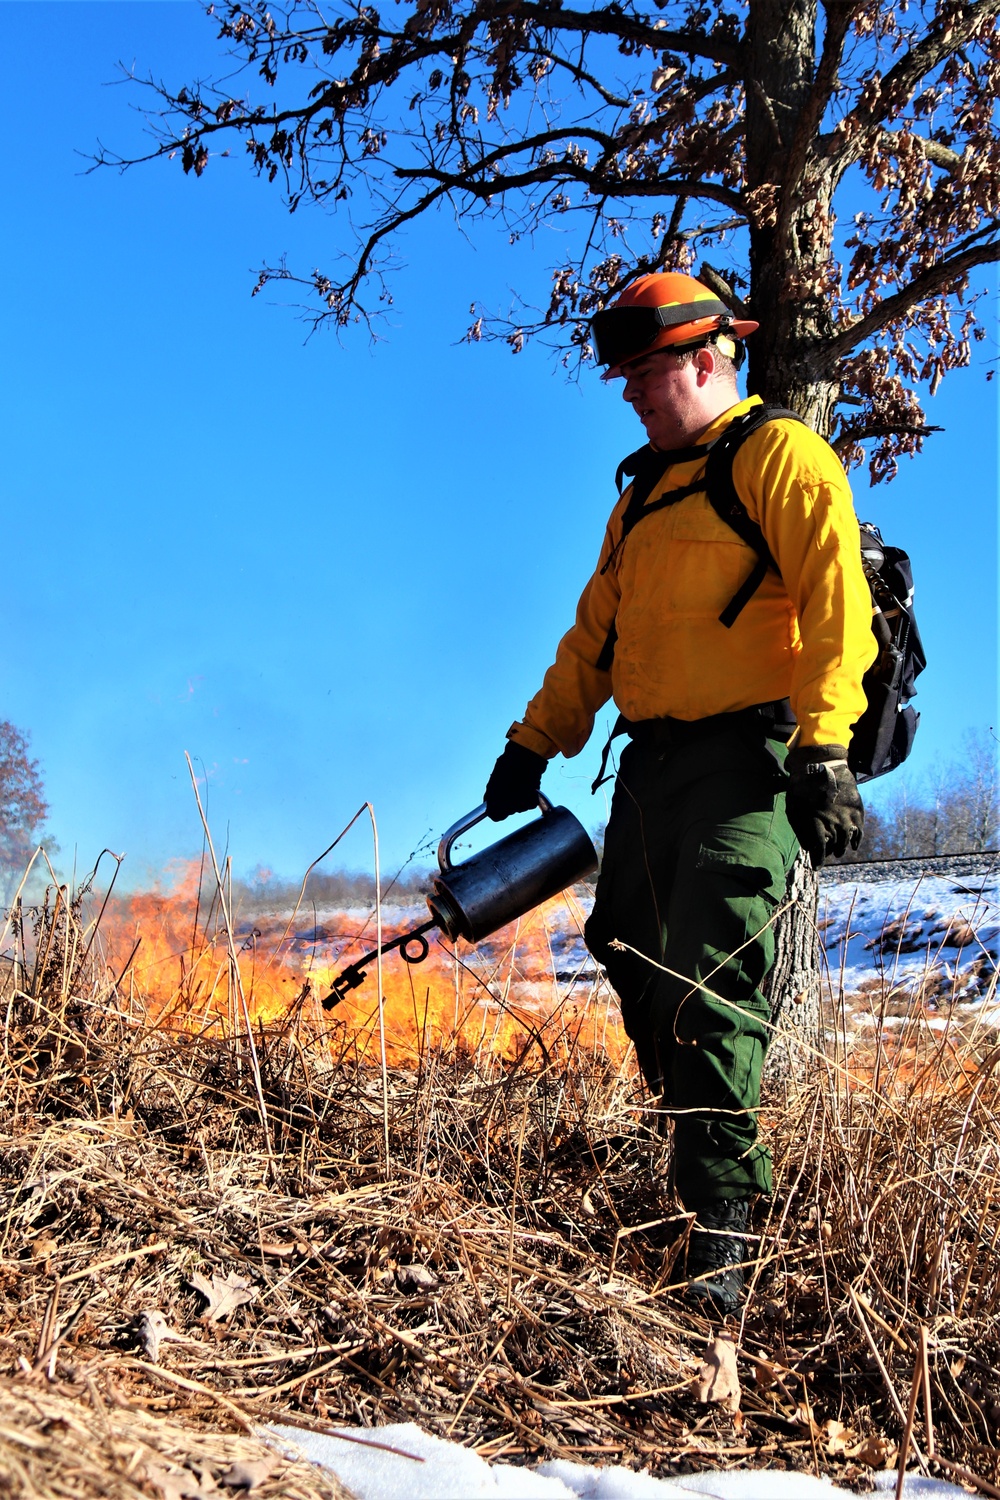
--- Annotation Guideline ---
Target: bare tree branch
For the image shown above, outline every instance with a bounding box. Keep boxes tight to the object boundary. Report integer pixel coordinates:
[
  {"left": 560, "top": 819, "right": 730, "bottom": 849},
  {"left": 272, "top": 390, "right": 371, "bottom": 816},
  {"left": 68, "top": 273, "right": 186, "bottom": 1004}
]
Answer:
[
  {"left": 98, "top": 0, "right": 1000, "bottom": 470},
  {"left": 831, "top": 421, "right": 944, "bottom": 456},
  {"left": 893, "top": 131, "right": 964, "bottom": 174},
  {"left": 494, "top": 2, "right": 742, "bottom": 68},
  {"left": 698, "top": 260, "right": 750, "bottom": 319},
  {"left": 395, "top": 154, "right": 746, "bottom": 214}
]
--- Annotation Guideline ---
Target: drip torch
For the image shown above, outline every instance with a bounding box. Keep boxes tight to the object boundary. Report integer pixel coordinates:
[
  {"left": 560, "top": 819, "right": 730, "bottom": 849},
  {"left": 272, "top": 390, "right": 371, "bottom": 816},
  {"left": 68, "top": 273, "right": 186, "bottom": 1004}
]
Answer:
[{"left": 324, "top": 796, "right": 598, "bottom": 1008}]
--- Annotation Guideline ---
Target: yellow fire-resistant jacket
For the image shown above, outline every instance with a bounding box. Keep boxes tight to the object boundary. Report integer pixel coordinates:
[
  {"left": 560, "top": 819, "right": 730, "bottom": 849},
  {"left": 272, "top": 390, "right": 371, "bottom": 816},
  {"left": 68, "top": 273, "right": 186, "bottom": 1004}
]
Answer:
[{"left": 508, "top": 395, "right": 877, "bottom": 759}]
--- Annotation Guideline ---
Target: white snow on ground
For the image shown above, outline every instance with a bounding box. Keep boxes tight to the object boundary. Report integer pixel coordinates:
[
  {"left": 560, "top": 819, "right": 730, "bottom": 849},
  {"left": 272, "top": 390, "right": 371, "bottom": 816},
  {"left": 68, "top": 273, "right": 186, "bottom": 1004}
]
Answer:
[
  {"left": 267, "top": 1421, "right": 969, "bottom": 1499},
  {"left": 817, "top": 868, "right": 998, "bottom": 1004}
]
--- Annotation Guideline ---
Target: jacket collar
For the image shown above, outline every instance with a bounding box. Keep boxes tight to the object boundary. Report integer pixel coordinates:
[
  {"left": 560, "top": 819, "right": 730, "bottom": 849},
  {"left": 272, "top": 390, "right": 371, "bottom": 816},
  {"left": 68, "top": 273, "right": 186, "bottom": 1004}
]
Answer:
[{"left": 692, "top": 393, "right": 764, "bottom": 450}]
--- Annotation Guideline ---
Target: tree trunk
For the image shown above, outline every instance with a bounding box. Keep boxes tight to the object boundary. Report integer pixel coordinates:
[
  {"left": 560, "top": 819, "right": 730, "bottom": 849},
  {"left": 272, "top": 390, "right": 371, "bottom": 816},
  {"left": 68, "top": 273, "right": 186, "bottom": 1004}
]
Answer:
[
  {"left": 743, "top": 1, "right": 836, "bottom": 1090},
  {"left": 744, "top": 0, "right": 840, "bottom": 434},
  {"left": 763, "top": 849, "right": 821, "bottom": 1092}
]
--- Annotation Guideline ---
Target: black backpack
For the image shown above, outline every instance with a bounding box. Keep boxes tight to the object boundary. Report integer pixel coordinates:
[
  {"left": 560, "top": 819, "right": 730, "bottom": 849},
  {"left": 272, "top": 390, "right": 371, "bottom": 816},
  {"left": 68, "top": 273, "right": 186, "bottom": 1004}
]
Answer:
[
  {"left": 601, "top": 404, "right": 925, "bottom": 783},
  {"left": 848, "top": 521, "right": 924, "bottom": 780}
]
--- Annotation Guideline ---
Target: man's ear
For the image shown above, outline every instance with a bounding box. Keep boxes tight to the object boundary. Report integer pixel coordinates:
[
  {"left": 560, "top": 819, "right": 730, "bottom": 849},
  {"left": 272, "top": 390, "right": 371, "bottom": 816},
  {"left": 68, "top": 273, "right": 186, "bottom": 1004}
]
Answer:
[{"left": 693, "top": 345, "right": 716, "bottom": 383}]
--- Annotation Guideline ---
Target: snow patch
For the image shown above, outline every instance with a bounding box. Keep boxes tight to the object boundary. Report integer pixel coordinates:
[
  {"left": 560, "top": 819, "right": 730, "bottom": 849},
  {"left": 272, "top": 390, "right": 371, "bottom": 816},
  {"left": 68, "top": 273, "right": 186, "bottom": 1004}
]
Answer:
[
  {"left": 268, "top": 1421, "right": 971, "bottom": 1500},
  {"left": 818, "top": 871, "right": 998, "bottom": 1003}
]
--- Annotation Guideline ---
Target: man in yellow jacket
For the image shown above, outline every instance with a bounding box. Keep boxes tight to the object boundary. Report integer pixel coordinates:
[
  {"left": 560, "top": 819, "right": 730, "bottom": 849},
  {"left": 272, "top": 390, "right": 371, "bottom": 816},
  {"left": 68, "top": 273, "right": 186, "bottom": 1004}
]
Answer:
[{"left": 482, "top": 272, "right": 876, "bottom": 1315}]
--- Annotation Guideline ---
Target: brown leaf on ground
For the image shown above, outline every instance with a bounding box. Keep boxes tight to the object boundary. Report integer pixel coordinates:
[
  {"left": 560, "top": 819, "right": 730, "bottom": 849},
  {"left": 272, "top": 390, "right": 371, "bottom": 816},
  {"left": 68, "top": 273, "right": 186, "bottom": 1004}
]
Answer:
[
  {"left": 694, "top": 1333, "right": 741, "bottom": 1412},
  {"left": 793, "top": 1401, "right": 821, "bottom": 1437},
  {"left": 187, "top": 1271, "right": 255, "bottom": 1323},
  {"left": 850, "top": 1433, "right": 894, "bottom": 1468},
  {"left": 258, "top": 1241, "right": 295, "bottom": 1260},
  {"left": 219, "top": 1456, "right": 278, "bottom": 1490},
  {"left": 823, "top": 1419, "right": 856, "bottom": 1455},
  {"left": 137, "top": 1309, "right": 190, "bottom": 1363},
  {"left": 143, "top": 1462, "right": 213, "bottom": 1500},
  {"left": 395, "top": 1264, "right": 439, "bottom": 1293}
]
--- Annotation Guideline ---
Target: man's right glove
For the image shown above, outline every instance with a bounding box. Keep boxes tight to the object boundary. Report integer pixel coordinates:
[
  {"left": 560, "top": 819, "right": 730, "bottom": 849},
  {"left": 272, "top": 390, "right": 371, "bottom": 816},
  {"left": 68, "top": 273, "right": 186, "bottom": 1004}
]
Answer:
[
  {"left": 784, "top": 744, "right": 865, "bottom": 868},
  {"left": 484, "top": 741, "right": 547, "bottom": 821}
]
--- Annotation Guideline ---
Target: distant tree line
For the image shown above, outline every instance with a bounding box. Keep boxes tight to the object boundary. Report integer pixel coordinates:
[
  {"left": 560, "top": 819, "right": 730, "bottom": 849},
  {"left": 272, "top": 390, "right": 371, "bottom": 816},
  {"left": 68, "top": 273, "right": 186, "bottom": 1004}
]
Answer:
[
  {"left": 834, "top": 729, "right": 998, "bottom": 863},
  {"left": 234, "top": 863, "right": 433, "bottom": 912}
]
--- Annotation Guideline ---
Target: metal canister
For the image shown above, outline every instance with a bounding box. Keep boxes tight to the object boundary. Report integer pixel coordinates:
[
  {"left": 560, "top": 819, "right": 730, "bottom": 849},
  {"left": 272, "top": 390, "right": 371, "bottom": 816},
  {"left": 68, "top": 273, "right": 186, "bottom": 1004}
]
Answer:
[{"left": 426, "top": 796, "right": 598, "bottom": 944}]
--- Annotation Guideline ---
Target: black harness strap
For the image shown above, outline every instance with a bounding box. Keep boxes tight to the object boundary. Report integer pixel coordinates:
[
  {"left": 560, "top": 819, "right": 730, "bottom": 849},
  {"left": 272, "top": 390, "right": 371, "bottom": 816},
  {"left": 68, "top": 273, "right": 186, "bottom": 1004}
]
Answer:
[
  {"left": 599, "top": 479, "right": 706, "bottom": 581},
  {"left": 594, "top": 628, "right": 619, "bottom": 676},
  {"left": 601, "top": 441, "right": 712, "bottom": 574},
  {"left": 591, "top": 710, "right": 629, "bottom": 791},
  {"left": 597, "top": 404, "right": 806, "bottom": 674},
  {"left": 595, "top": 480, "right": 706, "bottom": 671},
  {"left": 702, "top": 405, "right": 804, "bottom": 627},
  {"left": 613, "top": 439, "right": 714, "bottom": 497},
  {"left": 595, "top": 442, "right": 712, "bottom": 673},
  {"left": 591, "top": 405, "right": 809, "bottom": 785}
]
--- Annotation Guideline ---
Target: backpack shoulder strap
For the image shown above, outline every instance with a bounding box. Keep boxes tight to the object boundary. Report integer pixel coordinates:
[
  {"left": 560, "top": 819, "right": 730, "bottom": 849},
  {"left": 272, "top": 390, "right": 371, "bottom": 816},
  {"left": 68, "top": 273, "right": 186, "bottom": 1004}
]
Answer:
[
  {"left": 595, "top": 439, "right": 713, "bottom": 669},
  {"left": 601, "top": 439, "right": 713, "bottom": 577},
  {"left": 704, "top": 405, "right": 805, "bottom": 628}
]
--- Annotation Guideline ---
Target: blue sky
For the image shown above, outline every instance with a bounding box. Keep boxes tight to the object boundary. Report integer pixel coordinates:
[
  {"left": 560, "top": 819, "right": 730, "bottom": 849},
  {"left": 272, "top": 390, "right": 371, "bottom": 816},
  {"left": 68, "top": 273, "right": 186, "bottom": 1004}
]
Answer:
[{"left": 2, "top": 2, "right": 997, "bottom": 886}]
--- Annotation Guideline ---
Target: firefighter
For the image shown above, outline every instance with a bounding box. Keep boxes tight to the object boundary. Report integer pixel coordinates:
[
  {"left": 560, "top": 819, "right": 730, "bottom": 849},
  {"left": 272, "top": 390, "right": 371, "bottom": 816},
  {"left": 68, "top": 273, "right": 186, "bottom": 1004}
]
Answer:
[{"left": 482, "top": 272, "right": 875, "bottom": 1314}]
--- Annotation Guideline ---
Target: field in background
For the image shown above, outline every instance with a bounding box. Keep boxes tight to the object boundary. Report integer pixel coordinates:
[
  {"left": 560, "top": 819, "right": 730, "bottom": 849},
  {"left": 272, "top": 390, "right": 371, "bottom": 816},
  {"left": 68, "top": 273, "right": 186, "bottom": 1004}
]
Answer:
[
  {"left": 0, "top": 851, "right": 998, "bottom": 1496},
  {"left": 99, "top": 852, "right": 999, "bottom": 1065}
]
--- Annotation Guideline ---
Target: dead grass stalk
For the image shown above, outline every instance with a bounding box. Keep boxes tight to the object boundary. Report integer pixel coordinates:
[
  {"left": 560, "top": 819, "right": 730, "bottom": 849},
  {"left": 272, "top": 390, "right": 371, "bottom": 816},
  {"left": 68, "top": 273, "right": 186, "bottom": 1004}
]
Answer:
[{"left": 0, "top": 858, "right": 998, "bottom": 1494}]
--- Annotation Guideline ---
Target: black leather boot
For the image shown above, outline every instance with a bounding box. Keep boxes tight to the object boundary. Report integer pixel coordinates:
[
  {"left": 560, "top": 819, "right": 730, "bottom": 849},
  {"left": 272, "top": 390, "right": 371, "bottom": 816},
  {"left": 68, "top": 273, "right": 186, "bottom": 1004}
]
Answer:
[{"left": 685, "top": 1198, "right": 751, "bottom": 1315}]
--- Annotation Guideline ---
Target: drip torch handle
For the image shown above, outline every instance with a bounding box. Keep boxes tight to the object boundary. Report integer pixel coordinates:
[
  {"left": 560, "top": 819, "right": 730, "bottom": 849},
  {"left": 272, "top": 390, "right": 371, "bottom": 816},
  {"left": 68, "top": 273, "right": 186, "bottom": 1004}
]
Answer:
[{"left": 437, "top": 793, "right": 553, "bottom": 873}]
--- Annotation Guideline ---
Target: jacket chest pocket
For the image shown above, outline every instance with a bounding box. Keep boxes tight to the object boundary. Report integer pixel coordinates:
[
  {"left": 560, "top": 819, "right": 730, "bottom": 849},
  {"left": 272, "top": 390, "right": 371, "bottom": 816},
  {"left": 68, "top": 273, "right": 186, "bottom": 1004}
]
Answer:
[{"left": 619, "top": 495, "right": 752, "bottom": 620}]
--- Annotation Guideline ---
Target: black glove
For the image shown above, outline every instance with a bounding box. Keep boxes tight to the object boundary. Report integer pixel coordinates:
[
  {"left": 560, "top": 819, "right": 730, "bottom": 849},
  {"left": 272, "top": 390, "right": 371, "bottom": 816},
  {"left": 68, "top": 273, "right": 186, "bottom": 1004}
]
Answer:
[
  {"left": 785, "top": 744, "right": 865, "bottom": 868},
  {"left": 484, "top": 741, "right": 547, "bottom": 821}
]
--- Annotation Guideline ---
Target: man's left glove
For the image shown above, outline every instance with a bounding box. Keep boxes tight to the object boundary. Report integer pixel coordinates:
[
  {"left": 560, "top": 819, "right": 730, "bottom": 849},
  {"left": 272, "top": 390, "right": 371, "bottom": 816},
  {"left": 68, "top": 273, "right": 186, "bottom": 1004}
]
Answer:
[
  {"left": 785, "top": 744, "right": 865, "bottom": 868},
  {"left": 484, "top": 742, "right": 547, "bottom": 821}
]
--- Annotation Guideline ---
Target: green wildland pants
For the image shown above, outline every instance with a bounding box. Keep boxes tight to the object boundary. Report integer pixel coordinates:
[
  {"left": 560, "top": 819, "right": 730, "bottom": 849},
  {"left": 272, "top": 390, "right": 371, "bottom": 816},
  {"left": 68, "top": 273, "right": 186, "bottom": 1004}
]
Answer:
[{"left": 584, "top": 718, "right": 799, "bottom": 1205}]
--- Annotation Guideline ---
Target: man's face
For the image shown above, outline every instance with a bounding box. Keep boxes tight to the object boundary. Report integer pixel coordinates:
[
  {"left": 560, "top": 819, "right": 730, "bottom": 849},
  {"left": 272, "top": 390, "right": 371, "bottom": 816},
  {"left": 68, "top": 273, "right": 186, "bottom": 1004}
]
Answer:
[{"left": 618, "top": 346, "right": 711, "bottom": 450}]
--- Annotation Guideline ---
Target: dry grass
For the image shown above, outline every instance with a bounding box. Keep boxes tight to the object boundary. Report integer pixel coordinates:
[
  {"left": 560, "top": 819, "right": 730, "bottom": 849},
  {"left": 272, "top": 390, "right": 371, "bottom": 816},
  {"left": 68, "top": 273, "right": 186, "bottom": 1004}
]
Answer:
[
  {"left": 1, "top": 860, "right": 1000, "bottom": 1497},
  {"left": 0, "top": 1377, "right": 354, "bottom": 1500}
]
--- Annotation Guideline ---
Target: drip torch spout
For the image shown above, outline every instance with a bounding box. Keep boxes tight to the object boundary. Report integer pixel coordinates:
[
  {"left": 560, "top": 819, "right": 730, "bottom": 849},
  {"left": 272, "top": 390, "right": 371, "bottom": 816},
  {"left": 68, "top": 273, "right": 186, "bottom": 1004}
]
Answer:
[{"left": 323, "top": 918, "right": 438, "bottom": 1010}]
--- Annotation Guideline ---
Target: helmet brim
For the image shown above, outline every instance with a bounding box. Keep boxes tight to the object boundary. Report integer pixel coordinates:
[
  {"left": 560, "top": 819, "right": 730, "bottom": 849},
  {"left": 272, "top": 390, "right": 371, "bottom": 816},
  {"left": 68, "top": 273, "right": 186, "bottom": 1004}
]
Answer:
[
  {"left": 593, "top": 298, "right": 758, "bottom": 378},
  {"left": 601, "top": 317, "right": 759, "bottom": 379}
]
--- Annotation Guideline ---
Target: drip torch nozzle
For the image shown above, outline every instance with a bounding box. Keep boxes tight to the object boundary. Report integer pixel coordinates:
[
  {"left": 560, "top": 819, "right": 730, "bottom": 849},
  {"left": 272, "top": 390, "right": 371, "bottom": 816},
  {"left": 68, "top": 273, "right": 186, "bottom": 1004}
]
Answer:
[
  {"left": 324, "top": 962, "right": 369, "bottom": 1008},
  {"left": 323, "top": 919, "right": 438, "bottom": 1011}
]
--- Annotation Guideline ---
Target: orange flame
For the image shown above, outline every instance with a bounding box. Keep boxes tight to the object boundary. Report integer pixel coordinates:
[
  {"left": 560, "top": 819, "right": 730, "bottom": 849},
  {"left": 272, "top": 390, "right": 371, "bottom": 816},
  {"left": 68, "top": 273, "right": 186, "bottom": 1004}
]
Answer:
[{"left": 100, "top": 864, "right": 629, "bottom": 1069}]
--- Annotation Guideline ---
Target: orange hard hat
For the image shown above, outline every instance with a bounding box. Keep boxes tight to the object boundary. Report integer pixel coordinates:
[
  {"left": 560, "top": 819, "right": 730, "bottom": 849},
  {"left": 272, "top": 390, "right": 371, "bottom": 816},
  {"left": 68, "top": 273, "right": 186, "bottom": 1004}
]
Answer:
[{"left": 591, "top": 271, "right": 758, "bottom": 378}]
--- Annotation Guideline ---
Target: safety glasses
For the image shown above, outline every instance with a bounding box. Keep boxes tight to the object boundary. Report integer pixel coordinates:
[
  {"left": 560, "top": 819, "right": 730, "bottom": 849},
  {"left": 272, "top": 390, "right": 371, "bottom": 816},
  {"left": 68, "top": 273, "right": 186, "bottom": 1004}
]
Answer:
[{"left": 590, "top": 296, "right": 729, "bottom": 369}]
